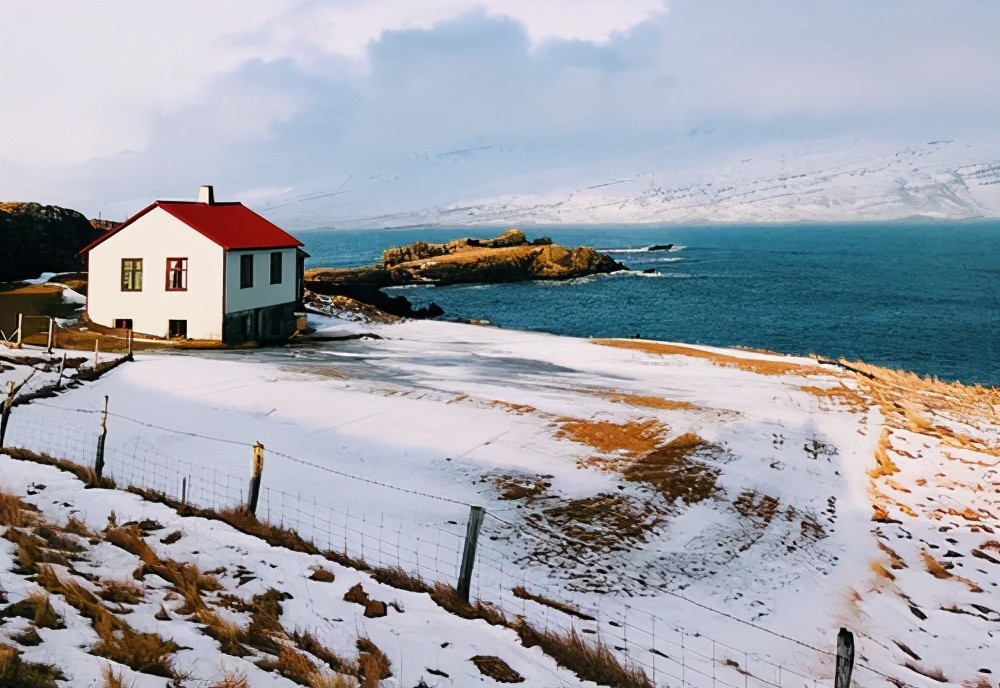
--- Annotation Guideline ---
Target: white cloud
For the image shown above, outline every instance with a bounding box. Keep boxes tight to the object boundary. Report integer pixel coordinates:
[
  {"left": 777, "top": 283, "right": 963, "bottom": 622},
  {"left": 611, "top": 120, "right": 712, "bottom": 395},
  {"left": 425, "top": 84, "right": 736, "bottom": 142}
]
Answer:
[{"left": 1, "top": 0, "right": 998, "bottom": 218}]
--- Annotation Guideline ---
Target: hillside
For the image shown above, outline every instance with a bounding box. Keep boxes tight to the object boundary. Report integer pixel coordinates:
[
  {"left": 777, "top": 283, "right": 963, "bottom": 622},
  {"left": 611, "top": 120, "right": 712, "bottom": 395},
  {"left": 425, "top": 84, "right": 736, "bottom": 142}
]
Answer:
[
  {"left": 261, "top": 139, "right": 1000, "bottom": 229},
  {"left": 1, "top": 316, "right": 998, "bottom": 687},
  {"left": 0, "top": 203, "right": 103, "bottom": 283}
]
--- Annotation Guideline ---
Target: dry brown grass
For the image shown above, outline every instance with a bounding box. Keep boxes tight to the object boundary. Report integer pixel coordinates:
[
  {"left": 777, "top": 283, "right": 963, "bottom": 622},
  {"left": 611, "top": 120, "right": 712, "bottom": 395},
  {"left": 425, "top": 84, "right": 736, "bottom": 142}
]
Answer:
[
  {"left": 604, "top": 393, "right": 700, "bottom": 411},
  {"left": 921, "top": 550, "right": 983, "bottom": 593},
  {"left": 195, "top": 608, "right": 250, "bottom": 657},
  {"left": 356, "top": 637, "right": 392, "bottom": 688},
  {"left": 100, "top": 664, "right": 132, "bottom": 688},
  {"left": 99, "top": 579, "right": 144, "bottom": 605},
  {"left": 868, "top": 430, "right": 900, "bottom": 478},
  {"left": 91, "top": 612, "right": 179, "bottom": 678},
  {"left": 514, "top": 623, "right": 651, "bottom": 688},
  {"left": 429, "top": 583, "right": 507, "bottom": 627},
  {"left": 276, "top": 647, "right": 319, "bottom": 686},
  {"left": 209, "top": 669, "right": 249, "bottom": 688},
  {"left": 0, "top": 643, "right": 65, "bottom": 687},
  {"left": 34, "top": 564, "right": 179, "bottom": 677},
  {"left": 0, "top": 491, "right": 37, "bottom": 527},
  {"left": 1, "top": 447, "right": 116, "bottom": 489},
  {"left": 557, "top": 417, "right": 665, "bottom": 455},
  {"left": 877, "top": 541, "right": 907, "bottom": 569},
  {"left": 871, "top": 561, "right": 896, "bottom": 581},
  {"left": 292, "top": 629, "right": 357, "bottom": 676},
  {"left": 621, "top": 432, "right": 722, "bottom": 504},
  {"left": 0, "top": 591, "right": 63, "bottom": 630},
  {"left": 593, "top": 339, "right": 811, "bottom": 376},
  {"left": 801, "top": 383, "right": 870, "bottom": 413},
  {"left": 904, "top": 661, "right": 948, "bottom": 683},
  {"left": 529, "top": 493, "right": 660, "bottom": 554},
  {"left": 492, "top": 475, "right": 550, "bottom": 502},
  {"left": 922, "top": 550, "right": 953, "bottom": 579}
]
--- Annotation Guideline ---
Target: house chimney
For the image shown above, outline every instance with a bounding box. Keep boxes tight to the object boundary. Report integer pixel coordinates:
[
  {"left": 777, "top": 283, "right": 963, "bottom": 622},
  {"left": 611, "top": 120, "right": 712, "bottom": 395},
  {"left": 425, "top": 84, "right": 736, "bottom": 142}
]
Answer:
[{"left": 198, "top": 185, "right": 215, "bottom": 204}]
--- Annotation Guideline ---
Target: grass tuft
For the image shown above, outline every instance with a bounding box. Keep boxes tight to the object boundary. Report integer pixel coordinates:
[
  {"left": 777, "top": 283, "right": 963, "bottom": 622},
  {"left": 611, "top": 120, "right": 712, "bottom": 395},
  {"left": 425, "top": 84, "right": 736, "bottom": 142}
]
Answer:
[{"left": 514, "top": 623, "right": 651, "bottom": 688}]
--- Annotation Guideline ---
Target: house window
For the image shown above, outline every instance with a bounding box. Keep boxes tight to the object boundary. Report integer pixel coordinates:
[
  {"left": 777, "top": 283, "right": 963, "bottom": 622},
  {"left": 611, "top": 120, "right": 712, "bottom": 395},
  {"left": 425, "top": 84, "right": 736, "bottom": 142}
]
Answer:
[
  {"left": 168, "top": 320, "right": 188, "bottom": 338},
  {"left": 240, "top": 254, "right": 254, "bottom": 289},
  {"left": 166, "top": 257, "right": 188, "bottom": 291},
  {"left": 270, "top": 252, "right": 282, "bottom": 284},
  {"left": 114, "top": 319, "right": 133, "bottom": 330},
  {"left": 121, "top": 259, "right": 143, "bottom": 291}
]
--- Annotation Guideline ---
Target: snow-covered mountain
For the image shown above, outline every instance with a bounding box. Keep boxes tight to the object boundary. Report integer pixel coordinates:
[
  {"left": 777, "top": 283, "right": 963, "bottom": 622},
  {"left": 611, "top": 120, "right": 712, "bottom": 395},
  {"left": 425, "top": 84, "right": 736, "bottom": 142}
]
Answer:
[{"left": 260, "top": 139, "right": 1000, "bottom": 229}]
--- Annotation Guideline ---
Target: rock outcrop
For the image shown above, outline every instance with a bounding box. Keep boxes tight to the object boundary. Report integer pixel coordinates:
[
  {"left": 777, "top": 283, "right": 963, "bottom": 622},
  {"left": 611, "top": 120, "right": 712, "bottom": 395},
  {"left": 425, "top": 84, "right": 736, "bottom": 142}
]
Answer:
[
  {"left": 304, "top": 229, "right": 625, "bottom": 319},
  {"left": 0, "top": 203, "right": 104, "bottom": 283}
]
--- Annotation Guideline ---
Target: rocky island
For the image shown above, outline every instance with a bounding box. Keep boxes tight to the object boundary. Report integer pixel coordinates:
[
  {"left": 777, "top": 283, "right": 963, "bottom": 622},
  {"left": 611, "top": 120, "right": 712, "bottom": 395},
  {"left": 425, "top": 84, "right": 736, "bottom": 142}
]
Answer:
[{"left": 304, "top": 228, "right": 626, "bottom": 318}]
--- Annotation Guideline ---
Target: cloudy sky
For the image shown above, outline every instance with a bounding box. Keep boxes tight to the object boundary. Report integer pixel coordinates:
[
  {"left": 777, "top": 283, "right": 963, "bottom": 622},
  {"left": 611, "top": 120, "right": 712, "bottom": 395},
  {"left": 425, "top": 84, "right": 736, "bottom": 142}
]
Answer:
[{"left": 1, "top": 0, "right": 998, "bottom": 223}]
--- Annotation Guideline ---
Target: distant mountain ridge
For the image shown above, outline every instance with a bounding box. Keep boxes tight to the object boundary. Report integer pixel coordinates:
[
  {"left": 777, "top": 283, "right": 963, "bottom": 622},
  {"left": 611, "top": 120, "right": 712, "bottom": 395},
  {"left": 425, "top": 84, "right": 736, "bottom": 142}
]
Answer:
[{"left": 261, "top": 139, "right": 1000, "bottom": 229}]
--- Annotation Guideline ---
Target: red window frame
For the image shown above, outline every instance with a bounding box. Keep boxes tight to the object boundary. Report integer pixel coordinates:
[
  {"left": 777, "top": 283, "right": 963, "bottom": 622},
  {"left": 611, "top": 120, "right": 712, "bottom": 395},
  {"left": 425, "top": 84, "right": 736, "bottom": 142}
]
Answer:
[{"left": 165, "top": 257, "right": 188, "bottom": 291}]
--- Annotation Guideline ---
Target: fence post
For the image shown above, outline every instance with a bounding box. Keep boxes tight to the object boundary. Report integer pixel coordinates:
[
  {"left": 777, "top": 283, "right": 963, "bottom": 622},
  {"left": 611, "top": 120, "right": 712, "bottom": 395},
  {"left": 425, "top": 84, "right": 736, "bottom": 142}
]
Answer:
[
  {"left": 457, "top": 505, "right": 485, "bottom": 603},
  {"left": 15, "top": 314, "right": 23, "bottom": 348},
  {"left": 56, "top": 353, "right": 67, "bottom": 389},
  {"left": 0, "top": 381, "right": 14, "bottom": 450},
  {"left": 247, "top": 442, "right": 264, "bottom": 516},
  {"left": 127, "top": 329, "right": 133, "bottom": 358},
  {"left": 46, "top": 318, "right": 55, "bottom": 354},
  {"left": 93, "top": 339, "right": 100, "bottom": 368},
  {"left": 835, "top": 628, "right": 855, "bottom": 688},
  {"left": 95, "top": 396, "right": 109, "bottom": 481}
]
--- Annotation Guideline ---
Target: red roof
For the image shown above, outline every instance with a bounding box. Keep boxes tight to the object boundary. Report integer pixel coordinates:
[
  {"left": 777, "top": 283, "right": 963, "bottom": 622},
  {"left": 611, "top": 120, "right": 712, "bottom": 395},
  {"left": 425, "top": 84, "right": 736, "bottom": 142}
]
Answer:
[{"left": 79, "top": 201, "right": 303, "bottom": 254}]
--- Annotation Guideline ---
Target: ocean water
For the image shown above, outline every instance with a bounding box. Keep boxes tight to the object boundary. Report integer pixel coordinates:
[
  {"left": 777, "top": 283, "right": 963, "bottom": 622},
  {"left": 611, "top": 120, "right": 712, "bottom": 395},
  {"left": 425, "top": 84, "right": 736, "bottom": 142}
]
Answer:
[{"left": 302, "top": 223, "right": 1000, "bottom": 387}]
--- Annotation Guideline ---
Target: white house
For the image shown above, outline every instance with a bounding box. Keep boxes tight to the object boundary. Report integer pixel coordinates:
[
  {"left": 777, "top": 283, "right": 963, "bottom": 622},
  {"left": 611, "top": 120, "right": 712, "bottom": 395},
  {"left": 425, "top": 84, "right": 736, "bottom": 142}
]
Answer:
[{"left": 81, "top": 186, "right": 306, "bottom": 344}]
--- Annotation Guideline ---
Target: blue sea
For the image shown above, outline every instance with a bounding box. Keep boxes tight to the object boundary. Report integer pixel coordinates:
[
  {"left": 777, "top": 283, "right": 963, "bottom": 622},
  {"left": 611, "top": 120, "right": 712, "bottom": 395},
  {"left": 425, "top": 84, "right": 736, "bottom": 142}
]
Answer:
[{"left": 301, "top": 223, "right": 1000, "bottom": 387}]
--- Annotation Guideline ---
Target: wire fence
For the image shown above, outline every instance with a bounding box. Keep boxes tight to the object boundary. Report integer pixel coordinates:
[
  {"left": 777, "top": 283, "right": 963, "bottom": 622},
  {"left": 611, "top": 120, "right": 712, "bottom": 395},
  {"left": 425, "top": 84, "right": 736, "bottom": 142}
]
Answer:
[{"left": 0, "top": 367, "right": 894, "bottom": 688}]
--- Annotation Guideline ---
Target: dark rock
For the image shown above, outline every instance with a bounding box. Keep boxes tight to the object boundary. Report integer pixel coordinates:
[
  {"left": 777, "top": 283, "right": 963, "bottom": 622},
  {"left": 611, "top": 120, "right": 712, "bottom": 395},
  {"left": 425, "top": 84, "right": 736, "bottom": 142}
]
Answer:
[
  {"left": 0, "top": 202, "right": 104, "bottom": 282},
  {"left": 648, "top": 243, "right": 673, "bottom": 251}
]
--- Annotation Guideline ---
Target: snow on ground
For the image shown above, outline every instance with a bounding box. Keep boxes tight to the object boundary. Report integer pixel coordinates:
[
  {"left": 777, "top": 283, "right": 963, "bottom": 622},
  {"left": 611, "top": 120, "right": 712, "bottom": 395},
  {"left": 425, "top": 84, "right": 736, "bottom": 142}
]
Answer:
[
  {"left": 1, "top": 316, "right": 997, "bottom": 688},
  {"left": 0, "top": 456, "right": 587, "bottom": 687}
]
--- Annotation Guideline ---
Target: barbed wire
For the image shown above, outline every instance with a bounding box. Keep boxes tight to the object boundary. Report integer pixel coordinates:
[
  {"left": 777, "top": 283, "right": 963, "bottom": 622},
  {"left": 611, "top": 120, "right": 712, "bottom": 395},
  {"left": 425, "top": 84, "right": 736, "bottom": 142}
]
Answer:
[
  {"left": 13, "top": 395, "right": 902, "bottom": 685},
  {"left": 26, "top": 400, "right": 472, "bottom": 507}
]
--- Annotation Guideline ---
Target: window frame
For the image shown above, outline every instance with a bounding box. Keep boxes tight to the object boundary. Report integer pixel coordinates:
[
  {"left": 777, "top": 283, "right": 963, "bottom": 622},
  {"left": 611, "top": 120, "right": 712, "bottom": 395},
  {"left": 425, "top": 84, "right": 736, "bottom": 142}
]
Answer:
[
  {"left": 270, "top": 251, "right": 282, "bottom": 285},
  {"left": 240, "top": 254, "right": 254, "bottom": 289},
  {"left": 121, "top": 258, "right": 143, "bottom": 292},
  {"left": 165, "top": 257, "right": 189, "bottom": 292}
]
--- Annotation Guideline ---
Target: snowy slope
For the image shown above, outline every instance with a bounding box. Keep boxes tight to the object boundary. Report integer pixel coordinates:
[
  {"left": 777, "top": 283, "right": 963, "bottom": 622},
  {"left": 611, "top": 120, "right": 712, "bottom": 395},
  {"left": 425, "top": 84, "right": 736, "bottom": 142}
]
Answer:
[
  {"left": 260, "top": 139, "right": 1000, "bottom": 229},
  {"left": 1, "top": 318, "right": 997, "bottom": 688}
]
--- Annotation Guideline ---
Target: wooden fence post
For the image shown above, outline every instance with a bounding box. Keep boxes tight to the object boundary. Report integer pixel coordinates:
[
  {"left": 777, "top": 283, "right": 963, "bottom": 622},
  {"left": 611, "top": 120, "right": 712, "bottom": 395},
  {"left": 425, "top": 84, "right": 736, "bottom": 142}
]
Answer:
[
  {"left": 0, "top": 381, "right": 14, "bottom": 450},
  {"left": 15, "top": 314, "right": 23, "bottom": 348},
  {"left": 457, "top": 505, "right": 485, "bottom": 603},
  {"left": 835, "top": 628, "right": 855, "bottom": 688},
  {"left": 93, "top": 339, "right": 100, "bottom": 368},
  {"left": 247, "top": 442, "right": 264, "bottom": 516},
  {"left": 55, "top": 353, "right": 67, "bottom": 389},
  {"left": 46, "top": 318, "right": 55, "bottom": 354},
  {"left": 94, "top": 396, "right": 109, "bottom": 481},
  {"left": 127, "top": 329, "right": 133, "bottom": 358}
]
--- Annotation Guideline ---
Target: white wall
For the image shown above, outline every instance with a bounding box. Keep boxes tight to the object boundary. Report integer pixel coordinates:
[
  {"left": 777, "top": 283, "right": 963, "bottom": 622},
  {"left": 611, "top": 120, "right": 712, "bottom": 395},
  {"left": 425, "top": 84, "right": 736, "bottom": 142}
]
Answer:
[
  {"left": 87, "top": 208, "right": 225, "bottom": 339},
  {"left": 224, "top": 248, "right": 297, "bottom": 314}
]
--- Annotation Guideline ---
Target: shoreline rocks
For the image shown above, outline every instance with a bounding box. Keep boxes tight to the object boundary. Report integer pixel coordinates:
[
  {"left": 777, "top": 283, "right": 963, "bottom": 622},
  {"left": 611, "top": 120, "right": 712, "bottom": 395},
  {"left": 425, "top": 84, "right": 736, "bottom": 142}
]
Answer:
[{"left": 304, "top": 229, "right": 627, "bottom": 319}]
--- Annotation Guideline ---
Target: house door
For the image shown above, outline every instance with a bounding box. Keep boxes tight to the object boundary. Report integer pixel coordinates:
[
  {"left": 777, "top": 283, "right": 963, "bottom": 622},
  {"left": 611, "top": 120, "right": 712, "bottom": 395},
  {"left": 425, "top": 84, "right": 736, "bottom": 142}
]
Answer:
[{"left": 168, "top": 319, "right": 187, "bottom": 338}]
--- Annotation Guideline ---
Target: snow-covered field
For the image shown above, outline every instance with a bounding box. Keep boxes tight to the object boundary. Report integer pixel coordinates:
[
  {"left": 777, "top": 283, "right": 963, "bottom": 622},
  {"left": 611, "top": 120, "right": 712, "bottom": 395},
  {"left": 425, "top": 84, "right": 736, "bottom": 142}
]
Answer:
[{"left": 2, "top": 314, "right": 997, "bottom": 687}]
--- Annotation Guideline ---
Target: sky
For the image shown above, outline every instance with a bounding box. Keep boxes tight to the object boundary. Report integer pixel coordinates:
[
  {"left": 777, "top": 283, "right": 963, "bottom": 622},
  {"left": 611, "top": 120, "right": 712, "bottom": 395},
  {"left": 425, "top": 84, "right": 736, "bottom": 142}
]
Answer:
[{"left": 1, "top": 0, "right": 998, "bottom": 224}]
